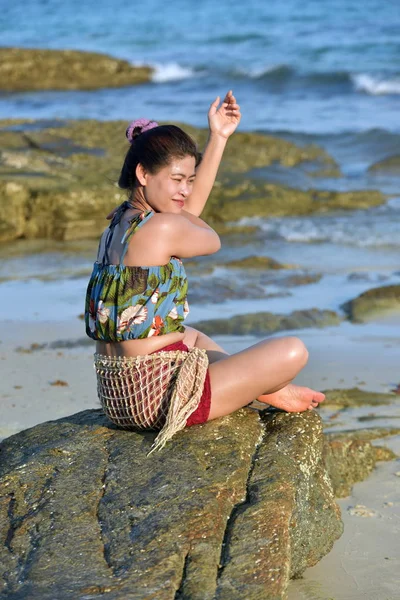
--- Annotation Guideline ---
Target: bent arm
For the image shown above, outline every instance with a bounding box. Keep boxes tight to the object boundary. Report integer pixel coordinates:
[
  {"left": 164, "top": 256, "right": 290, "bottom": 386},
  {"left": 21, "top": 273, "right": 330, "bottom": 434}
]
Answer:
[
  {"left": 185, "top": 91, "right": 241, "bottom": 217},
  {"left": 184, "top": 133, "right": 227, "bottom": 217}
]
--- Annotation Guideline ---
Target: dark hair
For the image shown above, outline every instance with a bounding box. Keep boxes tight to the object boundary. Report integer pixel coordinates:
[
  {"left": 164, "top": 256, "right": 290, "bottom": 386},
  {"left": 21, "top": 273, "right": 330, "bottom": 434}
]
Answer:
[{"left": 118, "top": 124, "right": 201, "bottom": 191}]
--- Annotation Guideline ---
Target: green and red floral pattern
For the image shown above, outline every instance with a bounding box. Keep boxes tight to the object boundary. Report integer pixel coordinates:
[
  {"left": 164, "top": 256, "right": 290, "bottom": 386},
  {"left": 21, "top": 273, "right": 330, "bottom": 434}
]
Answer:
[{"left": 85, "top": 212, "right": 190, "bottom": 341}]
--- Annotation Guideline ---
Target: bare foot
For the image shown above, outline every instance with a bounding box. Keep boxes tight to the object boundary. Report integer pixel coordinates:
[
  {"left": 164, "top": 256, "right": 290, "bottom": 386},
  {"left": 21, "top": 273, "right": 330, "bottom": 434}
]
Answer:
[{"left": 257, "top": 384, "right": 325, "bottom": 412}]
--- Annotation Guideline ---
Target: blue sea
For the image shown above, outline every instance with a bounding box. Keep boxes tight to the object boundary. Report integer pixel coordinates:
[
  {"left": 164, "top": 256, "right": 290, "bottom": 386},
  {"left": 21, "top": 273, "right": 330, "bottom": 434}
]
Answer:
[
  {"left": 0, "top": 0, "right": 399, "bottom": 324},
  {"left": 1, "top": 0, "right": 400, "bottom": 133}
]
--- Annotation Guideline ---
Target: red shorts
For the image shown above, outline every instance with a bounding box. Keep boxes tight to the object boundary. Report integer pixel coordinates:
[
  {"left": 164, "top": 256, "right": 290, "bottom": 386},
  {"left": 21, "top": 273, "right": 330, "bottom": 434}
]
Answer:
[{"left": 151, "top": 341, "right": 212, "bottom": 427}]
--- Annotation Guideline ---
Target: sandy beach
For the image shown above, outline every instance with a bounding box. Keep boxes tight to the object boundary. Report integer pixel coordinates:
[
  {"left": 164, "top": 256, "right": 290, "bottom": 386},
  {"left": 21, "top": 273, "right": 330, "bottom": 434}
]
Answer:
[
  {"left": 1, "top": 313, "right": 399, "bottom": 599},
  {"left": 2, "top": 315, "right": 399, "bottom": 438}
]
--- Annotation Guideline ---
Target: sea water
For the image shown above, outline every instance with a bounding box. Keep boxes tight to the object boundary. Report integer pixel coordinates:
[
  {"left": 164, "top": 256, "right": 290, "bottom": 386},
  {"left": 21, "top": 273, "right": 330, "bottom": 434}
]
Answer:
[{"left": 0, "top": 0, "right": 399, "bottom": 325}]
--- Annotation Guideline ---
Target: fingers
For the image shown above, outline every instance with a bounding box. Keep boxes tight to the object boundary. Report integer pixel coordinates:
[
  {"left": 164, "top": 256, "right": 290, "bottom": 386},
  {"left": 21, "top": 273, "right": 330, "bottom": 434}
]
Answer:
[
  {"left": 223, "top": 89, "right": 234, "bottom": 102},
  {"left": 213, "top": 90, "right": 240, "bottom": 110},
  {"left": 221, "top": 90, "right": 238, "bottom": 106},
  {"left": 222, "top": 91, "right": 240, "bottom": 115},
  {"left": 223, "top": 103, "right": 241, "bottom": 118}
]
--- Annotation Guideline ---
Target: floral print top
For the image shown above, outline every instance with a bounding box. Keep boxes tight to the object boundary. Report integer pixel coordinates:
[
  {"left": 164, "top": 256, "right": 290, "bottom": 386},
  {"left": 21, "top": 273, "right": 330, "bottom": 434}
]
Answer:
[{"left": 85, "top": 210, "right": 189, "bottom": 341}]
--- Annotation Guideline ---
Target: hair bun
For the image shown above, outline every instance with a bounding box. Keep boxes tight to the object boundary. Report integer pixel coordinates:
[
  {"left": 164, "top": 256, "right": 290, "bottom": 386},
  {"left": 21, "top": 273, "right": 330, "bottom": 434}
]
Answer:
[{"left": 126, "top": 119, "right": 159, "bottom": 144}]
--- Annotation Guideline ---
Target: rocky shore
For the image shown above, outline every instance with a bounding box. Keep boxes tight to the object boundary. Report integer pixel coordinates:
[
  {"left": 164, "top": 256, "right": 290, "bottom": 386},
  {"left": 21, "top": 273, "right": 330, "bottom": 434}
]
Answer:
[
  {"left": 0, "top": 118, "right": 387, "bottom": 243},
  {"left": 0, "top": 48, "right": 153, "bottom": 92},
  {"left": 1, "top": 396, "right": 396, "bottom": 600},
  {"left": 189, "top": 283, "right": 400, "bottom": 334},
  {"left": 1, "top": 117, "right": 399, "bottom": 337}
]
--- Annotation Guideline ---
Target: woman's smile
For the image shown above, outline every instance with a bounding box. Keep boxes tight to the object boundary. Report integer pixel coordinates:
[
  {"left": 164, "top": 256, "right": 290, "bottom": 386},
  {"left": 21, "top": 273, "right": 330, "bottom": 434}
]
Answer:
[{"left": 173, "top": 199, "right": 185, "bottom": 208}]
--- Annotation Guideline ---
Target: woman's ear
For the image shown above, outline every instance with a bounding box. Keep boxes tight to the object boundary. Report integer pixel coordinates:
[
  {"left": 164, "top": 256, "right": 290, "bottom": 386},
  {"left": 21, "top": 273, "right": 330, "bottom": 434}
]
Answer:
[{"left": 135, "top": 163, "right": 147, "bottom": 186}]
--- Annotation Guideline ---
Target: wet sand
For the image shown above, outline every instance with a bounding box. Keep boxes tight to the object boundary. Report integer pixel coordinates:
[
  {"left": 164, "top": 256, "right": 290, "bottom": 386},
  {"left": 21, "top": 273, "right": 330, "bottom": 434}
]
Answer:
[{"left": 287, "top": 438, "right": 400, "bottom": 600}]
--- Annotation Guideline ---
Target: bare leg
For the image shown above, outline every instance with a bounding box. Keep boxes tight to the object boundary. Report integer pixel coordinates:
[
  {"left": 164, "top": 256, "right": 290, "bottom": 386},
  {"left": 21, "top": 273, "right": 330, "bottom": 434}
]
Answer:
[{"left": 185, "top": 328, "right": 325, "bottom": 420}]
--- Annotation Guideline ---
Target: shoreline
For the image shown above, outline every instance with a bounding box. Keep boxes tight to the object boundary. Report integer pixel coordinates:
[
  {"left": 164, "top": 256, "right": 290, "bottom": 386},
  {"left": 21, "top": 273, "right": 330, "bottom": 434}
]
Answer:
[{"left": 288, "top": 435, "right": 400, "bottom": 600}]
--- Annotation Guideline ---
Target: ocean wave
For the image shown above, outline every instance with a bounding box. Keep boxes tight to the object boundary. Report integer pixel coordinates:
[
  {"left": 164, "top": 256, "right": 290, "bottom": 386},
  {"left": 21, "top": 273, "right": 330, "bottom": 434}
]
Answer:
[
  {"left": 231, "top": 65, "right": 353, "bottom": 88},
  {"left": 352, "top": 74, "right": 400, "bottom": 95},
  {"left": 148, "top": 62, "right": 400, "bottom": 97},
  {"left": 238, "top": 212, "right": 400, "bottom": 249},
  {"left": 229, "top": 67, "right": 400, "bottom": 98},
  {"left": 151, "top": 62, "right": 196, "bottom": 83}
]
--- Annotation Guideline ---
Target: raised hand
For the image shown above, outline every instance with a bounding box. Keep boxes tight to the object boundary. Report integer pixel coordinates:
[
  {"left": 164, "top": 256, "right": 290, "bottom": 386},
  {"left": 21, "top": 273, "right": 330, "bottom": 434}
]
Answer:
[{"left": 208, "top": 90, "right": 241, "bottom": 139}]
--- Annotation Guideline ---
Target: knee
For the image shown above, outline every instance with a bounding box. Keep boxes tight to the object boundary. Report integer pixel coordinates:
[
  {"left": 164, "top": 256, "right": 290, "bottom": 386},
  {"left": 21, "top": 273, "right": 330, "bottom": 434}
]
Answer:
[{"left": 283, "top": 336, "right": 309, "bottom": 369}]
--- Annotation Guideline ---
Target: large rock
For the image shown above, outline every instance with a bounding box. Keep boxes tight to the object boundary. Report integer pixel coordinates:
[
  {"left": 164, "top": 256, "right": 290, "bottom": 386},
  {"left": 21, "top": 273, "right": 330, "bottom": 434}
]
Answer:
[
  {"left": 342, "top": 284, "right": 400, "bottom": 322},
  {"left": 202, "top": 180, "right": 387, "bottom": 226},
  {"left": 191, "top": 308, "right": 342, "bottom": 336},
  {"left": 368, "top": 154, "right": 400, "bottom": 174},
  {"left": 224, "top": 255, "right": 287, "bottom": 270},
  {"left": 0, "top": 48, "right": 153, "bottom": 91},
  {"left": 322, "top": 387, "right": 396, "bottom": 407},
  {"left": 0, "top": 409, "right": 343, "bottom": 600}
]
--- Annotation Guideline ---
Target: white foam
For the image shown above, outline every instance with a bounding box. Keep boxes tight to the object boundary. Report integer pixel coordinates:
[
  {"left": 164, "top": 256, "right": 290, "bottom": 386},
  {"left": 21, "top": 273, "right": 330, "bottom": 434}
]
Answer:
[
  {"left": 151, "top": 62, "right": 195, "bottom": 83},
  {"left": 352, "top": 74, "right": 400, "bottom": 95},
  {"left": 237, "top": 213, "right": 400, "bottom": 248}
]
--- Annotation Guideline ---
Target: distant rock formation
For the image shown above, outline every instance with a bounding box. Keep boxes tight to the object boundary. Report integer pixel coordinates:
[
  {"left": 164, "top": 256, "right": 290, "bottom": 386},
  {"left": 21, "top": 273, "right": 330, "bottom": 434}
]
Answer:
[
  {"left": 0, "top": 118, "right": 386, "bottom": 243},
  {"left": 0, "top": 48, "right": 153, "bottom": 91},
  {"left": 342, "top": 284, "right": 400, "bottom": 322}
]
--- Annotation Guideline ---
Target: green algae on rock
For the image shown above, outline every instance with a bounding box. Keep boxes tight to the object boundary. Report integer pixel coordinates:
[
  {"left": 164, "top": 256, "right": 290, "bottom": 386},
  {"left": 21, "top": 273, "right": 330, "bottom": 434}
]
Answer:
[
  {"left": 278, "top": 272, "right": 323, "bottom": 286},
  {"left": 191, "top": 308, "right": 342, "bottom": 336},
  {"left": 224, "top": 255, "right": 287, "bottom": 270},
  {"left": 368, "top": 154, "right": 400, "bottom": 173},
  {"left": 0, "top": 48, "right": 153, "bottom": 91},
  {"left": 0, "top": 118, "right": 388, "bottom": 243},
  {"left": 0, "top": 408, "right": 342, "bottom": 600},
  {"left": 342, "top": 284, "right": 400, "bottom": 322},
  {"left": 322, "top": 387, "right": 396, "bottom": 408},
  {"left": 328, "top": 427, "right": 400, "bottom": 442},
  {"left": 202, "top": 180, "right": 387, "bottom": 227},
  {"left": 324, "top": 429, "right": 398, "bottom": 498},
  {"left": 216, "top": 411, "right": 343, "bottom": 598}
]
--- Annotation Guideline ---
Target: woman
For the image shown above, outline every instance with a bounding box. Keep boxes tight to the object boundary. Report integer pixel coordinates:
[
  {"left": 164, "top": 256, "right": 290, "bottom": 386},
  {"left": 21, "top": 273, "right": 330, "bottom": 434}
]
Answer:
[{"left": 85, "top": 90, "right": 325, "bottom": 454}]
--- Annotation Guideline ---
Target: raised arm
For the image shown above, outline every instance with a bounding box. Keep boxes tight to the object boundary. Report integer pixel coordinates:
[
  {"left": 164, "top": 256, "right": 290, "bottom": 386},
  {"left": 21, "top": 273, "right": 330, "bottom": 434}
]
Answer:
[{"left": 184, "top": 90, "right": 241, "bottom": 217}]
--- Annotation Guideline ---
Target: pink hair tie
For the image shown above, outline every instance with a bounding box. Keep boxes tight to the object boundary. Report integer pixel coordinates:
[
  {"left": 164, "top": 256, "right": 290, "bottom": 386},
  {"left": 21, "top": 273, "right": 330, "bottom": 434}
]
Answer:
[{"left": 126, "top": 118, "right": 159, "bottom": 144}]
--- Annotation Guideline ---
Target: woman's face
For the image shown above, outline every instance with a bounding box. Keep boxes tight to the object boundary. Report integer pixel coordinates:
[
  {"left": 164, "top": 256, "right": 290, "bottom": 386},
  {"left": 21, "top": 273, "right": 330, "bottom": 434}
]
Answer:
[{"left": 139, "top": 155, "right": 197, "bottom": 213}]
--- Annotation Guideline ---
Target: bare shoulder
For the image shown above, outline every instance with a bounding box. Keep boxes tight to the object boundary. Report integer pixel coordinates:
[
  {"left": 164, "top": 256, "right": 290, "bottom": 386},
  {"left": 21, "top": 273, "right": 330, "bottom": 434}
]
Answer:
[
  {"left": 144, "top": 211, "right": 221, "bottom": 259},
  {"left": 122, "top": 212, "right": 186, "bottom": 265},
  {"left": 142, "top": 212, "right": 188, "bottom": 234},
  {"left": 126, "top": 210, "right": 220, "bottom": 261},
  {"left": 138, "top": 212, "right": 199, "bottom": 242}
]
